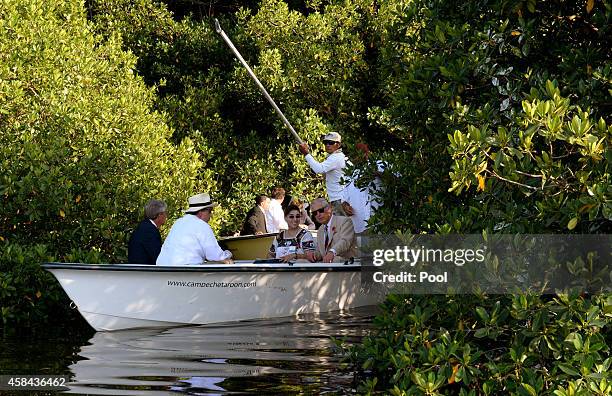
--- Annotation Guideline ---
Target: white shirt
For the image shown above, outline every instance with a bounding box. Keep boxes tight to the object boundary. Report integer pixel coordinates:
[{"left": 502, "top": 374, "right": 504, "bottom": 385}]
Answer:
[
  {"left": 156, "top": 214, "right": 231, "bottom": 265},
  {"left": 265, "top": 199, "right": 288, "bottom": 233},
  {"left": 305, "top": 149, "right": 347, "bottom": 202},
  {"left": 342, "top": 160, "right": 386, "bottom": 233}
]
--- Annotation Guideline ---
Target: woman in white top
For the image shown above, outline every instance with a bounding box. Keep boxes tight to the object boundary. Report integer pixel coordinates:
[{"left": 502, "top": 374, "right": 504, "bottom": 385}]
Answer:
[{"left": 268, "top": 204, "right": 316, "bottom": 262}]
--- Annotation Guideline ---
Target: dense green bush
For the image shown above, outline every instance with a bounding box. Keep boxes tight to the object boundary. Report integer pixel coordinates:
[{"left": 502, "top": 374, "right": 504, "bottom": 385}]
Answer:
[
  {"left": 341, "top": 293, "right": 611, "bottom": 395},
  {"left": 0, "top": 0, "right": 202, "bottom": 326},
  {"left": 449, "top": 81, "right": 612, "bottom": 233},
  {"left": 340, "top": 1, "right": 611, "bottom": 392},
  {"left": 0, "top": 242, "right": 97, "bottom": 327},
  {"left": 368, "top": 0, "right": 611, "bottom": 233},
  {"left": 0, "top": 0, "right": 202, "bottom": 257}
]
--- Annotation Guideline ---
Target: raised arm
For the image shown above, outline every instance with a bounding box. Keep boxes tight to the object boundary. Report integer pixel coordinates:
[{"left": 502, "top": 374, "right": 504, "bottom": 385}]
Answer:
[{"left": 304, "top": 153, "right": 344, "bottom": 175}]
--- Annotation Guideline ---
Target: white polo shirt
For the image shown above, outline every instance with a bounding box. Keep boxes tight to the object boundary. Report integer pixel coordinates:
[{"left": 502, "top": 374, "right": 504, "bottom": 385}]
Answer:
[
  {"left": 305, "top": 149, "right": 347, "bottom": 202},
  {"left": 156, "top": 214, "right": 231, "bottom": 265}
]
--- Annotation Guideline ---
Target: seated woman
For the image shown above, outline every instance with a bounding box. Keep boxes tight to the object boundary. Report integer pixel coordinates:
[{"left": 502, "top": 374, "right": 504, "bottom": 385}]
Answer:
[{"left": 268, "top": 204, "right": 316, "bottom": 262}]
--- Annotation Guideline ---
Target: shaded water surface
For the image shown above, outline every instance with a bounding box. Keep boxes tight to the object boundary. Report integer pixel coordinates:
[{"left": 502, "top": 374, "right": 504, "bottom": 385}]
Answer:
[{"left": 2, "top": 308, "right": 376, "bottom": 395}]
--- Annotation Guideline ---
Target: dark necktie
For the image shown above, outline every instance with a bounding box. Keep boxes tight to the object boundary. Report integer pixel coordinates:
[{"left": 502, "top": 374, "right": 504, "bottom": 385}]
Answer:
[{"left": 324, "top": 225, "right": 330, "bottom": 250}]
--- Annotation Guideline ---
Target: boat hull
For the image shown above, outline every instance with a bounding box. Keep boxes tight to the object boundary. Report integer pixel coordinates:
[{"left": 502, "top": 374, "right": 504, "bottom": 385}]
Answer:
[{"left": 43, "top": 262, "right": 380, "bottom": 331}]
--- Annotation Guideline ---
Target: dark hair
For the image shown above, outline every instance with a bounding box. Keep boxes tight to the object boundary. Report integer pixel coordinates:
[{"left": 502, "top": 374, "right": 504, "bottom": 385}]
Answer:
[
  {"left": 255, "top": 194, "right": 268, "bottom": 206},
  {"left": 291, "top": 197, "right": 304, "bottom": 209},
  {"left": 284, "top": 204, "right": 301, "bottom": 217},
  {"left": 271, "top": 187, "right": 285, "bottom": 200}
]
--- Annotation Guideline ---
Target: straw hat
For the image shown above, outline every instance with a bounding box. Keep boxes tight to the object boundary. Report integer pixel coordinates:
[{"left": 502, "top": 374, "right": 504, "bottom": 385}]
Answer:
[{"left": 184, "top": 192, "right": 218, "bottom": 214}]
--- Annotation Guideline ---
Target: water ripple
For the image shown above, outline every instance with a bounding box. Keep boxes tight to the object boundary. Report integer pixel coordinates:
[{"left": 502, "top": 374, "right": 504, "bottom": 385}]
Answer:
[{"left": 64, "top": 307, "right": 377, "bottom": 395}]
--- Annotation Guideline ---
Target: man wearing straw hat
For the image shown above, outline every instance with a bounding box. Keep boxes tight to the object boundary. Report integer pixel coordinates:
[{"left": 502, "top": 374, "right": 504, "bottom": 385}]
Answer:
[{"left": 156, "top": 193, "right": 233, "bottom": 265}]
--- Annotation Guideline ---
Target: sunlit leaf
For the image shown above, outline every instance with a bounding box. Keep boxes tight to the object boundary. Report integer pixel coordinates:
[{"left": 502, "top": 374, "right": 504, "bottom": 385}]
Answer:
[
  {"left": 448, "top": 364, "right": 459, "bottom": 384},
  {"left": 586, "top": 0, "right": 595, "bottom": 13},
  {"left": 477, "top": 175, "right": 485, "bottom": 191}
]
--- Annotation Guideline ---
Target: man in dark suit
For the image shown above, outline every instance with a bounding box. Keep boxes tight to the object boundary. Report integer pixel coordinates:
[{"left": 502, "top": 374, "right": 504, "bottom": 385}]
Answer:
[
  {"left": 240, "top": 194, "right": 270, "bottom": 235},
  {"left": 128, "top": 199, "right": 167, "bottom": 264}
]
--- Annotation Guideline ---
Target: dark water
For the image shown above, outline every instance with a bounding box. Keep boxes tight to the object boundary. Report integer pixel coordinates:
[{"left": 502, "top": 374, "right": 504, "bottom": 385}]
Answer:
[{"left": 1, "top": 308, "right": 376, "bottom": 395}]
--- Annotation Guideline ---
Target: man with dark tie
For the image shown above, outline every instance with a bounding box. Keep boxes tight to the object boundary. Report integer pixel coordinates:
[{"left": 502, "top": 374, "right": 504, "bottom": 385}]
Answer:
[
  {"left": 128, "top": 199, "right": 167, "bottom": 264},
  {"left": 309, "top": 197, "right": 357, "bottom": 263}
]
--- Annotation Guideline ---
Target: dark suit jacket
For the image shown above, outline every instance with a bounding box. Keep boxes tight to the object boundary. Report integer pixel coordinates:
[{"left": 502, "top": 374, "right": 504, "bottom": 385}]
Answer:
[
  {"left": 128, "top": 219, "right": 162, "bottom": 264},
  {"left": 241, "top": 206, "right": 267, "bottom": 235}
]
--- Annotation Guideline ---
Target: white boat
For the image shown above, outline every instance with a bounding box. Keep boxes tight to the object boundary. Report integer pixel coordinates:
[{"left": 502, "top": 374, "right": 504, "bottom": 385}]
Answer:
[{"left": 43, "top": 260, "right": 380, "bottom": 331}]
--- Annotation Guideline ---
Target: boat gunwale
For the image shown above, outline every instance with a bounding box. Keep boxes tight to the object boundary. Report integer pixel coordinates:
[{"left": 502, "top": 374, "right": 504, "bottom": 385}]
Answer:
[
  {"left": 218, "top": 232, "right": 278, "bottom": 242},
  {"left": 41, "top": 261, "right": 362, "bottom": 273}
]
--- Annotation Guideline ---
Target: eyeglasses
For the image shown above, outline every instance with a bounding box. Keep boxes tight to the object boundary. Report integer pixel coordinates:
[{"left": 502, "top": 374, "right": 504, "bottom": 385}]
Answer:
[
  {"left": 286, "top": 215, "right": 300, "bottom": 219},
  {"left": 311, "top": 206, "right": 328, "bottom": 215},
  {"left": 323, "top": 141, "right": 337, "bottom": 146}
]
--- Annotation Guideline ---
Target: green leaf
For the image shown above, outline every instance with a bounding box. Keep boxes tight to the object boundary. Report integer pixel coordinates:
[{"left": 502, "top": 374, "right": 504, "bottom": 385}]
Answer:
[
  {"left": 602, "top": 204, "right": 612, "bottom": 221},
  {"left": 521, "top": 383, "right": 537, "bottom": 396},
  {"left": 474, "top": 328, "right": 489, "bottom": 338},
  {"left": 435, "top": 24, "right": 446, "bottom": 43},
  {"left": 557, "top": 363, "right": 580, "bottom": 376},
  {"left": 476, "top": 307, "right": 490, "bottom": 323},
  {"left": 527, "top": 0, "right": 536, "bottom": 13},
  {"left": 546, "top": 80, "right": 558, "bottom": 97}
]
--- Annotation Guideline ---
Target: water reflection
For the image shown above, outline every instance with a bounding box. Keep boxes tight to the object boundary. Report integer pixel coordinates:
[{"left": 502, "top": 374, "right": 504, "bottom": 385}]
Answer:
[{"left": 66, "top": 307, "right": 377, "bottom": 395}]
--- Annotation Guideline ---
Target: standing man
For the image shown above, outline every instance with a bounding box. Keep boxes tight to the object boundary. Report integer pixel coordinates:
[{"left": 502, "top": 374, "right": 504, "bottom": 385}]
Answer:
[
  {"left": 128, "top": 199, "right": 167, "bottom": 264},
  {"left": 156, "top": 193, "right": 233, "bottom": 265},
  {"left": 309, "top": 197, "right": 357, "bottom": 263},
  {"left": 342, "top": 143, "right": 386, "bottom": 234},
  {"left": 240, "top": 194, "right": 270, "bottom": 235},
  {"left": 299, "top": 132, "right": 347, "bottom": 215},
  {"left": 266, "top": 187, "right": 288, "bottom": 233}
]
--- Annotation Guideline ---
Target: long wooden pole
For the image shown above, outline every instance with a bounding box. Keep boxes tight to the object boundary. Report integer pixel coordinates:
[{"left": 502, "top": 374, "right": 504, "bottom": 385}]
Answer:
[{"left": 214, "top": 19, "right": 303, "bottom": 145}]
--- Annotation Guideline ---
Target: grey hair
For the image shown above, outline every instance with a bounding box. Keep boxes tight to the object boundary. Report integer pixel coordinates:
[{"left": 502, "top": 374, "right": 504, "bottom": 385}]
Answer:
[
  {"left": 144, "top": 199, "right": 167, "bottom": 220},
  {"left": 311, "top": 197, "right": 329, "bottom": 209}
]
